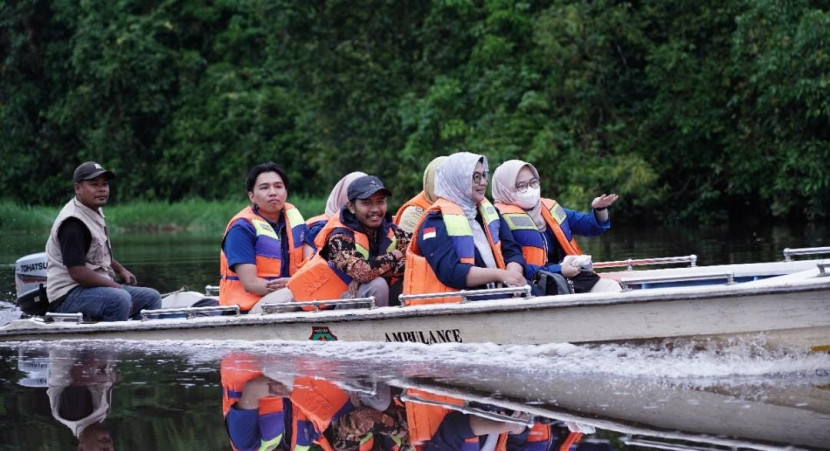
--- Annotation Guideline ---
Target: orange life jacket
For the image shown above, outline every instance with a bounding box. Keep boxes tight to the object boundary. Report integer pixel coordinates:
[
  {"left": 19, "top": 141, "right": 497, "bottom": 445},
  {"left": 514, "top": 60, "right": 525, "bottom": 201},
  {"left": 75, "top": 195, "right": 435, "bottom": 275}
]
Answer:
[
  {"left": 219, "top": 204, "right": 307, "bottom": 311},
  {"left": 394, "top": 191, "right": 431, "bottom": 225},
  {"left": 402, "top": 198, "right": 505, "bottom": 305},
  {"left": 541, "top": 198, "right": 583, "bottom": 255},
  {"left": 287, "top": 214, "right": 398, "bottom": 308},
  {"left": 290, "top": 377, "right": 353, "bottom": 451}
]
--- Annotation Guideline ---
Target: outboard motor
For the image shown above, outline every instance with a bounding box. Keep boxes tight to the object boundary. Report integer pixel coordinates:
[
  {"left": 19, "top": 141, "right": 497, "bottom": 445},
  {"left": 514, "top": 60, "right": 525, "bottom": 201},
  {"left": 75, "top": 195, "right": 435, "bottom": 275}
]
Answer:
[
  {"left": 16, "top": 252, "right": 48, "bottom": 299},
  {"left": 15, "top": 252, "right": 49, "bottom": 315}
]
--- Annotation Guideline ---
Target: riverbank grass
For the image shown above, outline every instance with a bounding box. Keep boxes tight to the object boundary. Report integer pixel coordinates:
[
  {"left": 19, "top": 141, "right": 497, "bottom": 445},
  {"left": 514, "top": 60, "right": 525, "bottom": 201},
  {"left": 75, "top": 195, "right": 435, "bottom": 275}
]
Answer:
[{"left": 0, "top": 197, "right": 327, "bottom": 232}]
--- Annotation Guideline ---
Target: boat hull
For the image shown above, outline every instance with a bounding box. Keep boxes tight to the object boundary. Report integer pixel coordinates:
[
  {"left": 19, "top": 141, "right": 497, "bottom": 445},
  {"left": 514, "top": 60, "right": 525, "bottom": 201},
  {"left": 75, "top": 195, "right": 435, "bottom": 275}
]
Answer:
[{"left": 2, "top": 274, "right": 829, "bottom": 350}]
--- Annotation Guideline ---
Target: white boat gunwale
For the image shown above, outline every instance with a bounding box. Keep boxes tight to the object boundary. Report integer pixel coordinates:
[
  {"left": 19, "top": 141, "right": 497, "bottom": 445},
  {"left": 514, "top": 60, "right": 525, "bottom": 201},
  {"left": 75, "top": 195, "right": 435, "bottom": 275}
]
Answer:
[{"left": 1, "top": 267, "right": 828, "bottom": 348}]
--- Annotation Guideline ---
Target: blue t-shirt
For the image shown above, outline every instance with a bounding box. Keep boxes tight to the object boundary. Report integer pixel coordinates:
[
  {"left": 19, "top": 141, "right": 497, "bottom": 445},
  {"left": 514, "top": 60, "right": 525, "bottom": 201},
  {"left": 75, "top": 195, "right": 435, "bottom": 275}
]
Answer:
[{"left": 223, "top": 213, "right": 290, "bottom": 279}]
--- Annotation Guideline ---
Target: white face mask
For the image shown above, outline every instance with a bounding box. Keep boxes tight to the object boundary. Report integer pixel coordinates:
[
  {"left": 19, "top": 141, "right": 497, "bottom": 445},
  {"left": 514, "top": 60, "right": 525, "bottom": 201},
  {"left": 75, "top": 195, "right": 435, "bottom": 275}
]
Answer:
[{"left": 515, "top": 186, "right": 540, "bottom": 209}]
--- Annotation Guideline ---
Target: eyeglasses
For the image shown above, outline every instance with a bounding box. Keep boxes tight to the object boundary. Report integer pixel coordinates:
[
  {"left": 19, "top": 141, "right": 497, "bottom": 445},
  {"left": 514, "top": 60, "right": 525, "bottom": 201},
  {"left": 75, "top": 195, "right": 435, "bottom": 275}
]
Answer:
[
  {"left": 472, "top": 171, "right": 489, "bottom": 184},
  {"left": 515, "top": 178, "right": 540, "bottom": 193}
]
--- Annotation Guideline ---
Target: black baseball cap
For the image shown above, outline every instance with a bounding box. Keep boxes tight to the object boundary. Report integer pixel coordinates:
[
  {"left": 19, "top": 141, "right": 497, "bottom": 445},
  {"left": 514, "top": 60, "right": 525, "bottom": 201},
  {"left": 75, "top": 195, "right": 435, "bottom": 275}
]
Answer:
[
  {"left": 347, "top": 175, "right": 392, "bottom": 202},
  {"left": 73, "top": 161, "right": 115, "bottom": 183}
]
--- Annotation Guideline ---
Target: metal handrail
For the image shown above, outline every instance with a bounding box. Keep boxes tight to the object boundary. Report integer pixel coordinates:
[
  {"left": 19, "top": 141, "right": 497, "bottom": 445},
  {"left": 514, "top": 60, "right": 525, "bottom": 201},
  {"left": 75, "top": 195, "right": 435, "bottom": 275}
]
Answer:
[
  {"left": 621, "top": 436, "right": 716, "bottom": 451},
  {"left": 44, "top": 312, "right": 84, "bottom": 324},
  {"left": 261, "top": 296, "right": 376, "bottom": 314},
  {"left": 783, "top": 246, "right": 830, "bottom": 261},
  {"left": 399, "top": 393, "right": 534, "bottom": 427},
  {"left": 140, "top": 305, "right": 240, "bottom": 320},
  {"left": 398, "top": 285, "right": 532, "bottom": 305},
  {"left": 818, "top": 262, "right": 828, "bottom": 277},
  {"left": 593, "top": 255, "right": 697, "bottom": 271},
  {"left": 620, "top": 271, "right": 734, "bottom": 291},
  {"left": 205, "top": 285, "right": 220, "bottom": 296}
]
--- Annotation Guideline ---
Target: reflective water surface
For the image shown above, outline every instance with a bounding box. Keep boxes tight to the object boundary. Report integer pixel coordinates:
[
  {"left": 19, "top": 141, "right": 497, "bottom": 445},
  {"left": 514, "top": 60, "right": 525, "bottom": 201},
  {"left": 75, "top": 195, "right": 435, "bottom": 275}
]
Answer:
[
  {"left": 0, "top": 223, "right": 828, "bottom": 449},
  {"left": 2, "top": 340, "right": 829, "bottom": 450}
]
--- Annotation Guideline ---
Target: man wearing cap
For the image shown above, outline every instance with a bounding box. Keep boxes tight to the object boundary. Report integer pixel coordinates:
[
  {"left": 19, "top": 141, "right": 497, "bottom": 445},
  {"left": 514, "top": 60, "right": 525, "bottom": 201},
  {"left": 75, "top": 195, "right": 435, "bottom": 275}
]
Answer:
[
  {"left": 44, "top": 161, "right": 161, "bottom": 321},
  {"left": 304, "top": 175, "right": 411, "bottom": 307}
]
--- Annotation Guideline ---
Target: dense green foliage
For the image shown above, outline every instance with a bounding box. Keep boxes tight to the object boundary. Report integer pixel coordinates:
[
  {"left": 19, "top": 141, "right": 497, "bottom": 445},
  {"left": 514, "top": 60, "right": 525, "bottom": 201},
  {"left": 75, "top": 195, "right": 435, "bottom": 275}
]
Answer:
[
  {"left": 0, "top": 196, "right": 326, "bottom": 231},
  {"left": 2, "top": 0, "right": 827, "bottom": 224}
]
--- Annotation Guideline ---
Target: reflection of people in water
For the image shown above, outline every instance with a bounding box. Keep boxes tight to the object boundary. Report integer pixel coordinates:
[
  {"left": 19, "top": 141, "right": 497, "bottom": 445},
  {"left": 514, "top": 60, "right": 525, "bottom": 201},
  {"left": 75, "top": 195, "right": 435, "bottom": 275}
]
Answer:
[
  {"left": 222, "top": 354, "right": 412, "bottom": 450},
  {"left": 220, "top": 353, "right": 293, "bottom": 450},
  {"left": 404, "top": 389, "right": 612, "bottom": 450},
  {"left": 46, "top": 348, "right": 117, "bottom": 450},
  {"left": 327, "top": 382, "right": 410, "bottom": 450},
  {"left": 406, "top": 389, "right": 529, "bottom": 450},
  {"left": 222, "top": 355, "right": 612, "bottom": 450}
]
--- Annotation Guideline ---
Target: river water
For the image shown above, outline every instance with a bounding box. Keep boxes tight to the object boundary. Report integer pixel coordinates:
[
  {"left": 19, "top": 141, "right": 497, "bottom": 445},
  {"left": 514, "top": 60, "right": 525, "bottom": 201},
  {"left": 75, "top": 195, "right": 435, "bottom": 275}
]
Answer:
[{"left": 0, "top": 223, "right": 828, "bottom": 450}]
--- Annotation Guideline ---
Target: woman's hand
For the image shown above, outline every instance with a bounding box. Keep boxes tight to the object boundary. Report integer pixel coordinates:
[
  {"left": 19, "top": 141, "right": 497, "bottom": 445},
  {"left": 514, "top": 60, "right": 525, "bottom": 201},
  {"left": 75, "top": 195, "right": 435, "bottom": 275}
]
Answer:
[
  {"left": 591, "top": 193, "right": 619, "bottom": 210},
  {"left": 500, "top": 269, "right": 527, "bottom": 287},
  {"left": 560, "top": 256, "right": 580, "bottom": 279}
]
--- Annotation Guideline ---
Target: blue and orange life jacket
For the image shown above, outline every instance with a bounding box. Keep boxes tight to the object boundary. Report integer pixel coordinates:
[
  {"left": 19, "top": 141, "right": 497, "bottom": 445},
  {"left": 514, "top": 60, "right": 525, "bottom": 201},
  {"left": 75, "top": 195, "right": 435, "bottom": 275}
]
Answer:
[
  {"left": 287, "top": 212, "right": 398, "bottom": 307},
  {"left": 403, "top": 198, "right": 505, "bottom": 305},
  {"left": 495, "top": 199, "right": 583, "bottom": 266},
  {"left": 219, "top": 204, "right": 307, "bottom": 311}
]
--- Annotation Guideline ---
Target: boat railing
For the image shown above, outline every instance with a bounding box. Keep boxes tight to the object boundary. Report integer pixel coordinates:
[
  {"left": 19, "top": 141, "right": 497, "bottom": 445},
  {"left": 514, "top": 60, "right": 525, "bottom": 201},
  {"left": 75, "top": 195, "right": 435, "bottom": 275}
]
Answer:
[
  {"left": 140, "top": 305, "right": 241, "bottom": 320},
  {"left": 398, "top": 285, "right": 532, "bottom": 305},
  {"left": 593, "top": 255, "right": 697, "bottom": 271},
  {"left": 621, "top": 436, "right": 719, "bottom": 451},
  {"left": 783, "top": 246, "right": 830, "bottom": 261},
  {"left": 43, "top": 312, "right": 84, "bottom": 324},
  {"left": 399, "top": 392, "right": 535, "bottom": 427},
  {"left": 261, "top": 296, "right": 376, "bottom": 314},
  {"left": 205, "top": 285, "right": 220, "bottom": 296},
  {"left": 620, "top": 271, "right": 735, "bottom": 291}
]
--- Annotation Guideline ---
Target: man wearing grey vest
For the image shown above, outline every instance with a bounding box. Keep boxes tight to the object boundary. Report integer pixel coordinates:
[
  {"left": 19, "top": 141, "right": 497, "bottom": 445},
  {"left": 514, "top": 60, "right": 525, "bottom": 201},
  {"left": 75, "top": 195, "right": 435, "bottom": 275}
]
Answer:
[{"left": 44, "top": 162, "right": 161, "bottom": 321}]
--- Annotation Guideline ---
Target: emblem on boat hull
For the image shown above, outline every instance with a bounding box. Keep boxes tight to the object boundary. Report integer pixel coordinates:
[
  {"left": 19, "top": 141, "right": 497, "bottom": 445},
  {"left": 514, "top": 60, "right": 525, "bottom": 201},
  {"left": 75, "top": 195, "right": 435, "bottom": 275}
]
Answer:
[{"left": 310, "top": 326, "right": 338, "bottom": 341}]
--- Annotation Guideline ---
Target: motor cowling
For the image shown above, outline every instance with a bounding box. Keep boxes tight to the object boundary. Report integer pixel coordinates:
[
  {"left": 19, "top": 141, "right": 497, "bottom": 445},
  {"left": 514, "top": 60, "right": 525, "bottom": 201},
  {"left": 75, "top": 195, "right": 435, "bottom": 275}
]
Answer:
[{"left": 15, "top": 252, "right": 48, "bottom": 299}]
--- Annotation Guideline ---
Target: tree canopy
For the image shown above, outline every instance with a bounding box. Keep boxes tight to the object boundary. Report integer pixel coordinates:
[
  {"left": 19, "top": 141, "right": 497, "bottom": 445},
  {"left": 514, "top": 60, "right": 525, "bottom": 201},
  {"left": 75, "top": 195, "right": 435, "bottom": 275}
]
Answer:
[{"left": 2, "top": 0, "right": 827, "bottom": 224}]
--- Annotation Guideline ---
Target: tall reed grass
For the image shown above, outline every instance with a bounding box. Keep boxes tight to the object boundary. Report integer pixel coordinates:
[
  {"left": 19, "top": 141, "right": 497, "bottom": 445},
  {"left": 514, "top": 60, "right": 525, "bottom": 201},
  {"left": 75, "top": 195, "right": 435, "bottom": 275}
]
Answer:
[{"left": 0, "top": 196, "right": 328, "bottom": 232}]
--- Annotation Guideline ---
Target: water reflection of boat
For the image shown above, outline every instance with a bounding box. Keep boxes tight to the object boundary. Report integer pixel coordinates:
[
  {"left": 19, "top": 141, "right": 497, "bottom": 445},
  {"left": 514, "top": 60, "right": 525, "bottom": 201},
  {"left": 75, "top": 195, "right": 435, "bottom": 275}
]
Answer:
[
  {"left": 220, "top": 352, "right": 613, "bottom": 450},
  {"left": 226, "top": 350, "right": 830, "bottom": 450},
  {"left": 2, "top": 252, "right": 829, "bottom": 352},
  {"left": 5, "top": 340, "right": 829, "bottom": 450}
]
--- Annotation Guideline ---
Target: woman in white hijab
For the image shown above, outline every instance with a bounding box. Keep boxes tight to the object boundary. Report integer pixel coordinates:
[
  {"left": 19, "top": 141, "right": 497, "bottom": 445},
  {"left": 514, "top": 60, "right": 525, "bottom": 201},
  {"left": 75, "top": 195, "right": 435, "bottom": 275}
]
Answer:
[
  {"left": 491, "top": 160, "right": 621, "bottom": 293},
  {"left": 403, "top": 152, "right": 526, "bottom": 302}
]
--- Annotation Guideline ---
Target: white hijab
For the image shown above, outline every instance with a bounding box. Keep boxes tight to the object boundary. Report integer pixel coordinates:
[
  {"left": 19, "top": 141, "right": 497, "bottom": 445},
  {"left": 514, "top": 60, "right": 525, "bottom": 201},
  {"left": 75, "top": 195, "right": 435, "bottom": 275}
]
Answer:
[
  {"left": 434, "top": 152, "right": 498, "bottom": 269},
  {"left": 491, "top": 160, "right": 546, "bottom": 231}
]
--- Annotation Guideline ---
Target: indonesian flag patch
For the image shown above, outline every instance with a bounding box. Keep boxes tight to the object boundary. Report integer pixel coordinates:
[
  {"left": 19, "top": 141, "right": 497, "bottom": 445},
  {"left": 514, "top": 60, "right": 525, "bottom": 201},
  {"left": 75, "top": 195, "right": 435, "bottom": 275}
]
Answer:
[{"left": 422, "top": 227, "right": 437, "bottom": 239}]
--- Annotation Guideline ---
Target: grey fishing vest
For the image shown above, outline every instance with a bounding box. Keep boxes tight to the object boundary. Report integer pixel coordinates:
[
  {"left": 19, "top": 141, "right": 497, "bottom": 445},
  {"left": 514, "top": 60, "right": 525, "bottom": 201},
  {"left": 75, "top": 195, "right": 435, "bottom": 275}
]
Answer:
[{"left": 45, "top": 198, "right": 115, "bottom": 302}]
